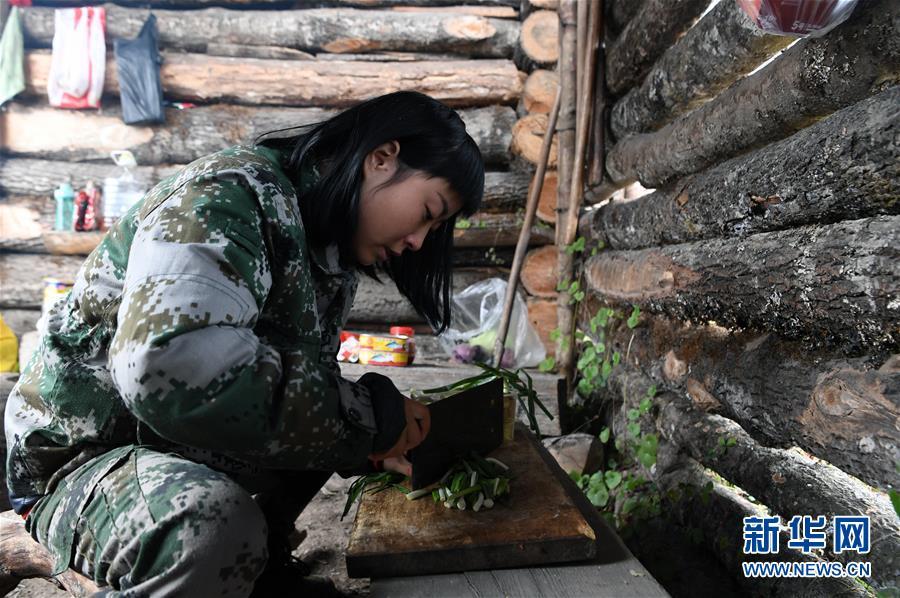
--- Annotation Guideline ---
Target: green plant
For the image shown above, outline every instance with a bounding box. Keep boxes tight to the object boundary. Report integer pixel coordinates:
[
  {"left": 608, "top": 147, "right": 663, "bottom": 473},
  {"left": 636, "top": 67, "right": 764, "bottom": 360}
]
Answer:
[
  {"left": 422, "top": 363, "right": 554, "bottom": 436},
  {"left": 565, "top": 236, "right": 586, "bottom": 255},
  {"left": 455, "top": 218, "right": 472, "bottom": 229}
]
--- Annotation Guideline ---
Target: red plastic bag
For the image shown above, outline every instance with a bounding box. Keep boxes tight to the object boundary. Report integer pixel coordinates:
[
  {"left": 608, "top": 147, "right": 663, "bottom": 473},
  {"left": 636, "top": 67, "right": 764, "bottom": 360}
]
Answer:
[
  {"left": 737, "top": 0, "right": 859, "bottom": 37},
  {"left": 47, "top": 7, "right": 106, "bottom": 108}
]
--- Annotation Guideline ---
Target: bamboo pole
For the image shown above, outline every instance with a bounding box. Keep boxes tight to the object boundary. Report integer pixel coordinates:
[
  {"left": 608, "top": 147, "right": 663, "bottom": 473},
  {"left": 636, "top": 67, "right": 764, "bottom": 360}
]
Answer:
[
  {"left": 576, "top": 0, "right": 588, "bottom": 103},
  {"left": 493, "top": 87, "right": 562, "bottom": 367},
  {"left": 553, "top": 0, "right": 578, "bottom": 379},
  {"left": 557, "top": 0, "right": 602, "bottom": 400}
]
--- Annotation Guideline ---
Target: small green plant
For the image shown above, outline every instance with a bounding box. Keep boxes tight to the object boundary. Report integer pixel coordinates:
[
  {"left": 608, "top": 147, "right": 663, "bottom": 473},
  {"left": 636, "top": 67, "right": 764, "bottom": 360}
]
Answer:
[{"left": 565, "top": 236, "right": 586, "bottom": 255}]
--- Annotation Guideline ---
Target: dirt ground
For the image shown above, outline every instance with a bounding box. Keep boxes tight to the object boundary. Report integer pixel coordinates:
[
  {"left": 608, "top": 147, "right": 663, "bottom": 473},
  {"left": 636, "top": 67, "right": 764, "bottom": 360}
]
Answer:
[{"left": 7, "top": 474, "right": 370, "bottom": 597}]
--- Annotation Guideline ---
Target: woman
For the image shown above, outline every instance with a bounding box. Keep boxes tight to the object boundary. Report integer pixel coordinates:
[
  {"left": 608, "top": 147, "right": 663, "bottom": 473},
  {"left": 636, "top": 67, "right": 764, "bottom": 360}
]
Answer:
[{"left": 4, "top": 91, "right": 484, "bottom": 595}]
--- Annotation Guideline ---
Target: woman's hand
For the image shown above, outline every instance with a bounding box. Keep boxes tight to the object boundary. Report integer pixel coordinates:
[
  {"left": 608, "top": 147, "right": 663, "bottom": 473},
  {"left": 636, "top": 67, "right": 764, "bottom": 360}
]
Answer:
[{"left": 369, "top": 397, "right": 431, "bottom": 463}]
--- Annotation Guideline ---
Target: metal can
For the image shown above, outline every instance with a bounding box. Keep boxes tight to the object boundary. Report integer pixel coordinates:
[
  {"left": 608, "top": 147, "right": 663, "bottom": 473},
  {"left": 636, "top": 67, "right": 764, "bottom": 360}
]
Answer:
[{"left": 358, "top": 334, "right": 411, "bottom": 367}]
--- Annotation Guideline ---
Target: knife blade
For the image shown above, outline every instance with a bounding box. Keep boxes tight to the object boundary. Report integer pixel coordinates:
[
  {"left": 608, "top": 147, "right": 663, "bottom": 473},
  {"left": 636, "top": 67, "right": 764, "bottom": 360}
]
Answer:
[{"left": 408, "top": 377, "right": 504, "bottom": 490}]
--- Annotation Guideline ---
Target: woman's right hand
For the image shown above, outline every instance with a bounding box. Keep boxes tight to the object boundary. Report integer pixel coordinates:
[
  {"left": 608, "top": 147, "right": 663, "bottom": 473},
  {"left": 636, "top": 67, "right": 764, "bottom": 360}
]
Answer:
[{"left": 369, "top": 396, "right": 431, "bottom": 462}]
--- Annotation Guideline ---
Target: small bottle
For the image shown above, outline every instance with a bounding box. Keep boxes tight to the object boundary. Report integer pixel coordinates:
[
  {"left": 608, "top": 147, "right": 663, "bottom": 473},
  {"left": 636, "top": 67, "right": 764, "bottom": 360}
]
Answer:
[{"left": 54, "top": 182, "right": 75, "bottom": 231}]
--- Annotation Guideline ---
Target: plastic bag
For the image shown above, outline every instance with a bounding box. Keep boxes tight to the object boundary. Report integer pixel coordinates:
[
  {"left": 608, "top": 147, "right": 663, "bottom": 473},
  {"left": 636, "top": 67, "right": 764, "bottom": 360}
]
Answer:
[
  {"left": 47, "top": 7, "right": 106, "bottom": 108},
  {"left": 438, "top": 278, "right": 546, "bottom": 369},
  {"left": 0, "top": 6, "right": 25, "bottom": 106},
  {"left": 102, "top": 150, "right": 146, "bottom": 228},
  {"left": 114, "top": 15, "right": 165, "bottom": 125},
  {"left": 736, "top": 0, "right": 859, "bottom": 37}
]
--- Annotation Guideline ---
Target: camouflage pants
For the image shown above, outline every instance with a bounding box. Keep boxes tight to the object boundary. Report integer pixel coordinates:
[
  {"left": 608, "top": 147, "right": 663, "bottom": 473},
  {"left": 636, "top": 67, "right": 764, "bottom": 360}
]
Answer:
[{"left": 27, "top": 445, "right": 329, "bottom": 597}]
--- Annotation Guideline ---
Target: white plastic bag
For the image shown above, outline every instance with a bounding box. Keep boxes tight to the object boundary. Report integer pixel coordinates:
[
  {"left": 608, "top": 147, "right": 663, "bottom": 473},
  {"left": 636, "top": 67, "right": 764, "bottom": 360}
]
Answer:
[
  {"left": 102, "top": 150, "right": 146, "bottom": 228},
  {"left": 439, "top": 278, "right": 546, "bottom": 369},
  {"left": 47, "top": 7, "right": 106, "bottom": 109}
]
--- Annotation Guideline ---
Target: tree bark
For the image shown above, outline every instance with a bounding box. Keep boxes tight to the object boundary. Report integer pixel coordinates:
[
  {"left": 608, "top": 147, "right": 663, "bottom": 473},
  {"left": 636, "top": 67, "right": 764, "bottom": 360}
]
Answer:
[
  {"left": 595, "top": 312, "right": 900, "bottom": 490},
  {"left": 0, "top": 253, "right": 84, "bottom": 308},
  {"left": 585, "top": 87, "right": 900, "bottom": 250},
  {"left": 522, "top": 69, "right": 558, "bottom": 114},
  {"left": 0, "top": 159, "right": 528, "bottom": 212},
  {"left": 610, "top": 0, "right": 792, "bottom": 138},
  {"left": 1, "top": 103, "right": 517, "bottom": 167},
  {"left": 521, "top": 245, "right": 557, "bottom": 297},
  {"left": 607, "top": 0, "right": 644, "bottom": 36},
  {"left": 204, "top": 43, "right": 315, "bottom": 61},
  {"left": 22, "top": 5, "right": 520, "bottom": 58},
  {"left": 323, "top": 0, "right": 520, "bottom": 7},
  {"left": 655, "top": 459, "right": 869, "bottom": 598},
  {"left": 658, "top": 396, "right": 900, "bottom": 588},
  {"left": 511, "top": 113, "right": 559, "bottom": 167},
  {"left": 452, "top": 213, "right": 555, "bottom": 248},
  {"left": 605, "top": 0, "right": 708, "bottom": 96},
  {"left": 584, "top": 216, "right": 900, "bottom": 355},
  {"left": 24, "top": 51, "right": 525, "bottom": 108},
  {"left": 606, "top": 0, "right": 900, "bottom": 188}
]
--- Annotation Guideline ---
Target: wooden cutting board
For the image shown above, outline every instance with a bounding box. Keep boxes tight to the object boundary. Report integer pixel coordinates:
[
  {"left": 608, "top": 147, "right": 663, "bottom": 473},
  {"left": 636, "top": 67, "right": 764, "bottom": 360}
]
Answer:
[{"left": 346, "top": 425, "right": 598, "bottom": 578}]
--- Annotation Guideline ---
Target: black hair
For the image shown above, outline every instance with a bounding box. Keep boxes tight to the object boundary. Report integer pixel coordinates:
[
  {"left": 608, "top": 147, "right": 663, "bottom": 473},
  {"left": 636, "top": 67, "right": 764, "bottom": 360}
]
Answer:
[{"left": 256, "top": 91, "right": 484, "bottom": 333}]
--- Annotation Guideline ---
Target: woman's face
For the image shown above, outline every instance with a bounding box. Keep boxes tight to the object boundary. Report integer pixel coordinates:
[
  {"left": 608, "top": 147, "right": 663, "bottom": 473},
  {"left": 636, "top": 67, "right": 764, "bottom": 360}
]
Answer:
[{"left": 354, "top": 141, "right": 464, "bottom": 266}]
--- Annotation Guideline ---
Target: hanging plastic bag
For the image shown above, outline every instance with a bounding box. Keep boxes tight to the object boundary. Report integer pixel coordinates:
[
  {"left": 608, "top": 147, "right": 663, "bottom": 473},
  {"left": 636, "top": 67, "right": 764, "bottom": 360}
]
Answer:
[
  {"left": 0, "top": 6, "right": 25, "bottom": 106},
  {"left": 47, "top": 7, "right": 106, "bottom": 109},
  {"left": 736, "top": 0, "right": 859, "bottom": 37},
  {"left": 114, "top": 14, "right": 164, "bottom": 125},
  {"left": 438, "top": 278, "right": 546, "bottom": 369}
]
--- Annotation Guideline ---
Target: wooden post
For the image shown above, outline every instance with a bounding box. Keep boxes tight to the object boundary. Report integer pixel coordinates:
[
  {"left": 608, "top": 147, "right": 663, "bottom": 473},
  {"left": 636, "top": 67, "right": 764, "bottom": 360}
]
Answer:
[{"left": 553, "top": 0, "right": 577, "bottom": 406}]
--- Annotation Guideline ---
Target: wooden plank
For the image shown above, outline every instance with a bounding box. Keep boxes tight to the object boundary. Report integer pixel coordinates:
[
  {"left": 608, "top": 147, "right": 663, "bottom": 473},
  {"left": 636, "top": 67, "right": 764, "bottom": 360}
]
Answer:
[
  {"left": 0, "top": 163, "right": 528, "bottom": 218},
  {"left": 606, "top": 0, "right": 900, "bottom": 188},
  {"left": 1, "top": 104, "right": 516, "bottom": 167},
  {"left": 453, "top": 213, "right": 554, "bottom": 248},
  {"left": 511, "top": 113, "right": 559, "bottom": 167},
  {"left": 605, "top": 0, "right": 708, "bottom": 95},
  {"left": 42, "top": 231, "right": 107, "bottom": 255},
  {"left": 584, "top": 215, "right": 900, "bottom": 355},
  {"left": 586, "top": 86, "right": 900, "bottom": 250},
  {"left": 24, "top": 51, "right": 525, "bottom": 108},
  {"left": 610, "top": 0, "right": 792, "bottom": 137},
  {"left": 21, "top": 6, "right": 520, "bottom": 58},
  {"left": 346, "top": 426, "right": 597, "bottom": 578},
  {"left": 371, "top": 428, "right": 667, "bottom": 597}
]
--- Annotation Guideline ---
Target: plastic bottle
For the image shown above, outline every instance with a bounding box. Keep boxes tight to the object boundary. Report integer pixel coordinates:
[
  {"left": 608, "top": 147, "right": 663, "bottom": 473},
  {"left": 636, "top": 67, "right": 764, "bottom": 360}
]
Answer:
[
  {"left": 54, "top": 182, "right": 75, "bottom": 231},
  {"left": 103, "top": 151, "right": 145, "bottom": 229}
]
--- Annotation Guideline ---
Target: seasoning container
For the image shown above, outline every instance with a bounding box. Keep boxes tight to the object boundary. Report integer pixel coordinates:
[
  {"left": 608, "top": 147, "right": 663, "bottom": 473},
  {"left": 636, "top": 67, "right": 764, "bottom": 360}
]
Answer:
[
  {"left": 53, "top": 182, "right": 75, "bottom": 231},
  {"left": 358, "top": 333, "right": 411, "bottom": 367},
  {"left": 389, "top": 326, "right": 416, "bottom": 365}
]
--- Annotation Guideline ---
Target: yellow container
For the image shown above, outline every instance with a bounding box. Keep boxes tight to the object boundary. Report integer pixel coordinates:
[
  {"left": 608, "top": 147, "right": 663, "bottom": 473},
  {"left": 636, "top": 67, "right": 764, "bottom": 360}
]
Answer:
[
  {"left": 358, "top": 334, "right": 411, "bottom": 353},
  {"left": 358, "top": 348, "right": 410, "bottom": 367}
]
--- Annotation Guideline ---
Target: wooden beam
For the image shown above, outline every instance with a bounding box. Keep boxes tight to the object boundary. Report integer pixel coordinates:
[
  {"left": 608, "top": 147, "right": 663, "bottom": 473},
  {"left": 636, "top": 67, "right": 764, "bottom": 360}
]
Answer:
[
  {"left": 605, "top": 0, "right": 708, "bottom": 95},
  {"left": 521, "top": 246, "right": 558, "bottom": 297},
  {"left": 606, "top": 0, "right": 900, "bottom": 188},
  {"left": 0, "top": 159, "right": 530, "bottom": 214},
  {"left": 452, "top": 213, "right": 554, "bottom": 248},
  {"left": 584, "top": 215, "right": 900, "bottom": 355},
  {"left": 586, "top": 86, "right": 900, "bottom": 250},
  {"left": 1, "top": 103, "right": 517, "bottom": 167},
  {"left": 24, "top": 51, "right": 525, "bottom": 108},
  {"left": 610, "top": 0, "right": 792, "bottom": 138},
  {"left": 518, "top": 9, "right": 559, "bottom": 67},
  {"left": 607, "top": 0, "right": 644, "bottom": 36},
  {"left": 522, "top": 69, "right": 558, "bottom": 114},
  {"left": 21, "top": 5, "right": 519, "bottom": 58}
]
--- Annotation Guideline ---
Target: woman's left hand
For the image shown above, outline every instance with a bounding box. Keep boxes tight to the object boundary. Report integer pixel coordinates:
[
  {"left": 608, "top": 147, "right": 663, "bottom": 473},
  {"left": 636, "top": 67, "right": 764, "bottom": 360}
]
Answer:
[{"left": 382, "top": 455, "right": 413, "bottom": 477}]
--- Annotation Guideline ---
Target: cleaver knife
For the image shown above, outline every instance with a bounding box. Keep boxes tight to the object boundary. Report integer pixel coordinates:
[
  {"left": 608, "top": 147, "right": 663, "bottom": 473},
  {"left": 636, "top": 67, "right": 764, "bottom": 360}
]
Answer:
[{"left": 408, "top": 377, "right": 504, "bottom": 490}]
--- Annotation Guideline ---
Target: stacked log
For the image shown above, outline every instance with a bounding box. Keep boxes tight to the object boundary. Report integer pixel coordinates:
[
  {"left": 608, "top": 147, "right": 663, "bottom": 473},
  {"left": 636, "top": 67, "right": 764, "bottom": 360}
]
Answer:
[
  {"left": 0, "top": 0, "right": 569, "bottom": 361},
  {"left": 565, "top": 0, "right": 900, "bottom": 593}
]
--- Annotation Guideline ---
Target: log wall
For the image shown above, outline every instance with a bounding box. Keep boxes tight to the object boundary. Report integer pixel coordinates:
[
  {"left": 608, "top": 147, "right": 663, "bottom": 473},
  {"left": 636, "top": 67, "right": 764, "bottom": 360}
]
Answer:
[
  {"left": 0, "top": 0, "right": 560, "bottom": 365},
  {"left": 573, "top": 1, "right": 900, "bottom": 594}
]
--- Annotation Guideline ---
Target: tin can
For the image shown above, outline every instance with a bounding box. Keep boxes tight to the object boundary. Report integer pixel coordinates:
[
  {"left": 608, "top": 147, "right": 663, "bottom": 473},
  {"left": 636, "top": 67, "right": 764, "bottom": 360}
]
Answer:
[
  {"left": 358, "top": 334, "right": 411, "bottom": 367},
  {"left": 358, "top": 348, "right": 410, "bottom": 367}
]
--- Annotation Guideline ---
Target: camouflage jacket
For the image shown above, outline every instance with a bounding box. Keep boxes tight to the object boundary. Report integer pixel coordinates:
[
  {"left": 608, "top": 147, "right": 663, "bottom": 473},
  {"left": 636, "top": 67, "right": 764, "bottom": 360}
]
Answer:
[{"left": 5, "top": 145, "right": 389, "bottom": 513}]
